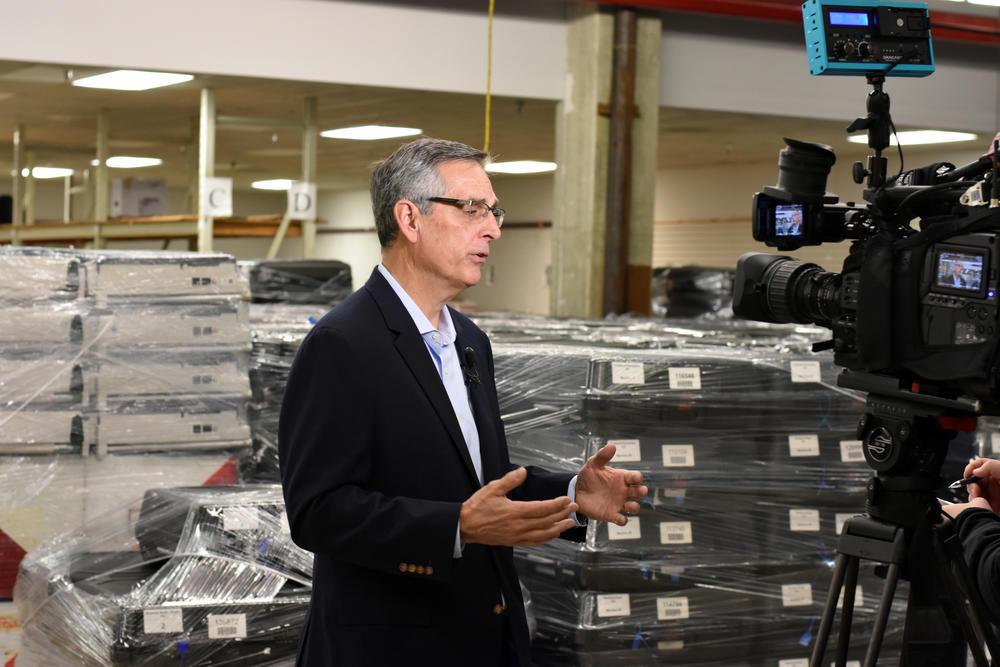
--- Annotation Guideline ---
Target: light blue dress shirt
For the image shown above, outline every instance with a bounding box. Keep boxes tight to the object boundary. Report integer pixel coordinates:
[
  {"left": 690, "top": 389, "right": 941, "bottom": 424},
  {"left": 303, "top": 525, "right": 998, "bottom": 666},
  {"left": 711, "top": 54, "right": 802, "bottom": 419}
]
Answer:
[{"left": 376, "top": 264, "right": 581, "bottom": 557}]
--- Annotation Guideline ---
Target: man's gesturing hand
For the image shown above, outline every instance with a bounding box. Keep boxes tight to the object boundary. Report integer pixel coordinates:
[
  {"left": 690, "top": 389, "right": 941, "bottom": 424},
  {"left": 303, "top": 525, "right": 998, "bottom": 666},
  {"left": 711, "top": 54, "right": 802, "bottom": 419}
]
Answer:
[
  {"left": 460, "top": 467, "right": 578, "bottom": 547},
  {"left": 576, "top": 443, "right": 648, "bottom": 526}
]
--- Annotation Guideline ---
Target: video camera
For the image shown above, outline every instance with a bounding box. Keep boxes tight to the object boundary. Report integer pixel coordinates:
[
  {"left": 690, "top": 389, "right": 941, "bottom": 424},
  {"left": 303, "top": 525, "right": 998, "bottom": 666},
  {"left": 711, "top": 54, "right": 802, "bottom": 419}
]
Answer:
[{"left": 733, "top": 0, "right": 1000, "bottom": 413}]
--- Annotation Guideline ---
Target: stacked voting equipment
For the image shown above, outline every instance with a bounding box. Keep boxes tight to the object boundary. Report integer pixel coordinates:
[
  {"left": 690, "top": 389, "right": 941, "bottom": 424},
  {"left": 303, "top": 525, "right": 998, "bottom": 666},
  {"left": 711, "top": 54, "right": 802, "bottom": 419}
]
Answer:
[
  {"left": 14, "top": 485, "right": 309, "bottom": 666},
  {"left": 0, "top": 248, "right": 254, "bottom": 662},
  {"left": 237, "top": 257, "right": 352, "bottom": 483},
  {"left": 492, "top": 331, "right": 914, "bottom": 665}
]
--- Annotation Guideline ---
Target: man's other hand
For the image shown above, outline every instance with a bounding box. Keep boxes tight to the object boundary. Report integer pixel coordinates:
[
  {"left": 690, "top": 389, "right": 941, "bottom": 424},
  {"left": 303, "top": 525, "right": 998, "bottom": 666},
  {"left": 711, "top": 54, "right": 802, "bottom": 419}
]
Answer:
[
  {"left": 576, "top": 443, "right": 649, "bottom": 526},
  {"left": 460, "top": 467, "right": 578, "bottom": 547}
]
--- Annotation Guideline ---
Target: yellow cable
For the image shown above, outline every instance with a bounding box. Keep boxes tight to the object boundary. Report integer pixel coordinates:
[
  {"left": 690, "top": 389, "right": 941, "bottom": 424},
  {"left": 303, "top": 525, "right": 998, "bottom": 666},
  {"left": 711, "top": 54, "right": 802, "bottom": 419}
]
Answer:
[{"left": 484, "top": 0, "right": 494, "bottom": 153}]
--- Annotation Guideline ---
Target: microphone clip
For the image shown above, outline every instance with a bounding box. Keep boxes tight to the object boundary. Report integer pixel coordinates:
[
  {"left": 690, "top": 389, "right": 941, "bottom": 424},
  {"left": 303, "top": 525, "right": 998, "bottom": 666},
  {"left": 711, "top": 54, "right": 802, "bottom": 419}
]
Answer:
[{"left": 462, "top": 346, "right": 481, "bottom": 387}]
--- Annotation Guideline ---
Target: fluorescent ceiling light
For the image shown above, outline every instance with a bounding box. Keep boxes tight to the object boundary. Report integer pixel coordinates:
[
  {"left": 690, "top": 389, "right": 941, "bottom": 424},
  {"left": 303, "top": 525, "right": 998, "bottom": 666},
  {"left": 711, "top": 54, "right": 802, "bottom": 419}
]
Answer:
[
  {"left": 320, "top": 125, "right": 421, "bottom": 141},
  {"left": 71, "top": 69, "right": 194, "bottom": 91},
  {"left": 968, "top": 0, "right": 1000, "bottom": 6},
  {"left": 252, "top": 179, "right": 293, "bottom": 191},
  {"left": 106, "top": 156, "right": 163, "bottom": 168},
  {"left": 847, "top": 130, "right": 978, "bottom": 146},
  {"left": 21, "top": 167, "right": 74, "bottom": 179},
  {"left": 485, "top": 160, "right": 557, "bottom": 174}
]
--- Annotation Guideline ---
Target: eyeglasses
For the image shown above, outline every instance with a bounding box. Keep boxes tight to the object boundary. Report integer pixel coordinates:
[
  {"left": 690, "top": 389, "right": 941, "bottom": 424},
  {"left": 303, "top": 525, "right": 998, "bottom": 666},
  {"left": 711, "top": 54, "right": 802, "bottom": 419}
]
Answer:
[{"left": 426, "top": 197, "right": 505, "bottom": 228}]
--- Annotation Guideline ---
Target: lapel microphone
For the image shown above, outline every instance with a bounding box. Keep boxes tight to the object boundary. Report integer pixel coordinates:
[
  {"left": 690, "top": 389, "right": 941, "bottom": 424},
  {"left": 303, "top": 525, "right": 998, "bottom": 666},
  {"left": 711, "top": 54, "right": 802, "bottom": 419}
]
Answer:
[{"left": 462, "top": 346, "right": 481, "bottom": 387}]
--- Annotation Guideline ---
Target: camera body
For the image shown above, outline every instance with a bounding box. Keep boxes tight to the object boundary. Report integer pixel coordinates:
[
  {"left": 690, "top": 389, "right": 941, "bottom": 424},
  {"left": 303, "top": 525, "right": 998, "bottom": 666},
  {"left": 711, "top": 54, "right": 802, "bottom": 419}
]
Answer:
[{"left": 734, "top": 141, "right": 1000, "bottom": 410}]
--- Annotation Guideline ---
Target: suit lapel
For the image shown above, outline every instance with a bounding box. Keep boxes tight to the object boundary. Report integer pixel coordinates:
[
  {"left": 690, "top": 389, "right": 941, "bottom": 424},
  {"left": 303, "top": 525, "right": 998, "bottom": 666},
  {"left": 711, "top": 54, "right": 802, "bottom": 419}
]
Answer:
[
  {"left": 363, "top": 269, "right": 480, "bottom": 488},
  {"left": 454, "top": 319, "right": 502, "bottom": 483}
]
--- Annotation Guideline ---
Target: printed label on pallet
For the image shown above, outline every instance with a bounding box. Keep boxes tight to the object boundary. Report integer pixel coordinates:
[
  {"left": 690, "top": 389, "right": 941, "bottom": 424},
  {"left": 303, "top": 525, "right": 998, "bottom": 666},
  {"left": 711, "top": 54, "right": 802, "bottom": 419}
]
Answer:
[
  {"left": 596, "top": 594, "right": 631, "bottom": 618},
  {"left": 659, "top": 521, "right": 693, "bottom": 545},
  {"left": 661, "top": 444, "right": 694, "bottom": 467},
  {"left": 143, "top": 608, "right": 184, "bottom": 634},
  {"left": 207, "top": 613, "right": 247, "bottom": 639},
  {"left": 781, "top": 583, "right": 813, "bottom": 607},
  {"left": 790, "top": 361, "right": 822, "bottom": 383},
  {"left": 608, "top": 439, "right": 641, "bottom": 462},
  {"left": 789, "top": 508, "right": 821, "bottom": 532},
  {"left": 788, "top": 434, "right": 820, "bottom": 457},
  {"left": 840, "top": 440, "right": 865, "bottom": 463},
  {"left": 611, "top": 362, "right": 645, "bottom": 385},
  {"left": 667, "top": 367, "right": 701, "bottom": 390},
  {"left": 607, "top": 520, "right": 641, "bottom": 541},
  {"left": 656, "top": 596, "right": 690, "bottom": 621}
]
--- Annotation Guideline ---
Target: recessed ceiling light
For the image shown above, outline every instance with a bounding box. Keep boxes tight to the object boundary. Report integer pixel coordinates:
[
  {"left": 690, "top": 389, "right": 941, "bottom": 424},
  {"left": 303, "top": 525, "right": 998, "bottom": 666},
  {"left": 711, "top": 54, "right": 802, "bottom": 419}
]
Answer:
[
  {"left": 21, "top": 167, "right": 74, "bottom": 179},
  {"left": 968, "top": 0, "right": 1000, "bottom": 6},
  {"left": 106, "top": 156, "right": 163, "bottom": 168},
  {"left": 71, "top": 69, "right": 194, "bottom": 91},
  {"left": 320, "top": 125, "right": 422, "bottom": 141},
  {"left": 252, "top": 179, "right": 294, "bottom": 191},
  {"left": 485, "top": 160, "right": 557, "bottom": 174},
  {"left": 847, "top": 130, "right": 978, "bottom": 146}
]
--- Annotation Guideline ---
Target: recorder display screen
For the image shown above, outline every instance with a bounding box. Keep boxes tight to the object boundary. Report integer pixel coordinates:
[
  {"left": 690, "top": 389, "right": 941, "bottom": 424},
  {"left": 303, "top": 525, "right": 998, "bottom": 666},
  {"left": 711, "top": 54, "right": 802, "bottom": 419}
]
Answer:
[{"left": 935, "top": 250, "right": 984, "bottom": 293}]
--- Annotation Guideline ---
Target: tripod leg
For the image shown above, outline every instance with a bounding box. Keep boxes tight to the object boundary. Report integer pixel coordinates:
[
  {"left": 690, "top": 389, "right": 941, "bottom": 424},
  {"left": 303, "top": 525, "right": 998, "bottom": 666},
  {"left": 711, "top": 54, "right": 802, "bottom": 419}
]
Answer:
[
  {"left": 811, "top": 553, "right": 854, "bottom": 667},
  {"left": 835, "top": 556, "right": 861, "bottom": 667},
  {"left": 864, "top": 562, "right": 901, "bottom": 667}
]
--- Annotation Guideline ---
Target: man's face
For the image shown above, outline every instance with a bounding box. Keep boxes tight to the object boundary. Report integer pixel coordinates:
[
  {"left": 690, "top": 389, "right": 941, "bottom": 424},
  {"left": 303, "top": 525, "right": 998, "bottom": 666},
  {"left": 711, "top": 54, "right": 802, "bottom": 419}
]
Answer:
[{"left": 412, "top": 160, "right": 501, "bottom": 293}]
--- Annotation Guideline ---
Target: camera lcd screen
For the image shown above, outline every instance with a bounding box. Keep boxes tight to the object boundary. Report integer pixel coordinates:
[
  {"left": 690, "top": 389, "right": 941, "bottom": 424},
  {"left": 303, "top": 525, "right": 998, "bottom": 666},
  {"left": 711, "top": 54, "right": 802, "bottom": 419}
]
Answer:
[
  {"left": 774, "top": 204, "right": 804, "bottom": 237},
  {"left": 829, "top": 11, "right": 870, "bottom": 27},
  {"left": 935, "top": 250, "right": 984, "bottom": 293}
]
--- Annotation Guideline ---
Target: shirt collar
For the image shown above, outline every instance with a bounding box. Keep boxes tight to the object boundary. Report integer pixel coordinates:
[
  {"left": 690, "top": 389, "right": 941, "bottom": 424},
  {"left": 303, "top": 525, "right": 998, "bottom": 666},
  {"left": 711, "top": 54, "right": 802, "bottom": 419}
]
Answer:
[{"left": 377, "top": 263, "right": 456, "bottom": 343}]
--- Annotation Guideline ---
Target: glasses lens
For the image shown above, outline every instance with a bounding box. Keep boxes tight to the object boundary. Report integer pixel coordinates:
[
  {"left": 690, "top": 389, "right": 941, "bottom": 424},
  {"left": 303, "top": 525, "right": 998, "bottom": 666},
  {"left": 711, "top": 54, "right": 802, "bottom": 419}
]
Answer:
[{"left": 493, "top": 207, "right": 505, "bottom": 227}]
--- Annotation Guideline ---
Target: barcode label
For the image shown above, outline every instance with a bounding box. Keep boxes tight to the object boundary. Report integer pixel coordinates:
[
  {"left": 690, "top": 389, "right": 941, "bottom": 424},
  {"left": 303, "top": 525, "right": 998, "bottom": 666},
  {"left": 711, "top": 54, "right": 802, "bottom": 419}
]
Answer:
[
  {"left": 992, "top": 432, "right": 1000, "bottom": 454},
  {"left": 608, "top": 439, "right": 642, "bottom": 462},
  {"left": 789, "top": 509, "right": 821, "bottom": 532},
  {"left": 657, "top": 596, "right": 690, "bottom": 620},
  {"left": 790, "top": 361, "right": 822, "bottom": 383},
  {"left": 840, "top": 440, "right": 865, "bottom": 462},
  {"left": 611, "top": 362, "right": 645, "bottom": 385},
  {"left": 143, "top": 608, "right": 183, "bottom": 634},
  {"left": 207, "top": 613, "right": 247, "bottom": 639},
  {"left": 788, "top": 434, "right": 820, "bottom": 457},
  {"left": 781, "top": 583, "right": 813, "bottom": 607},
  {"left": 596, "top": 594, "right": 630, "bottom": 617},
  {"left": 660, "top": 521, "right": 693, "bottom": 545},
  {"left": 668, "top": 367, "right": 701, "bottom": 390},
  {"left": 778, "top": 660, "right": 808, "bottom": 667},
  {"left": 662, "top": 444, "right": 695, "bottom": 467},
  {"left": 607, "top": 520, "right": 641, "bottom": 541}
]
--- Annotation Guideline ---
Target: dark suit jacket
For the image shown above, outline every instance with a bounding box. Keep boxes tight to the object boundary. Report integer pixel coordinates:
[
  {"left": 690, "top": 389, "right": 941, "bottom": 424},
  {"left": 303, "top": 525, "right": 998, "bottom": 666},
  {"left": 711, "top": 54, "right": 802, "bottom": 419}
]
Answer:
[{"left": 278, "top": 268, "right": 574, "bottom": 666}]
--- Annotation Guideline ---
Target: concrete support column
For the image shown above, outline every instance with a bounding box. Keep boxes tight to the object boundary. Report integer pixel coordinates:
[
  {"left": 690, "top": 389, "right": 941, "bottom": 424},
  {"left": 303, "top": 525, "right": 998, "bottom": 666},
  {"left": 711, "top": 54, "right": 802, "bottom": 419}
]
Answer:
[
  {"left": 12, "top": 124, "right": 24, "bottom": 236},
  {"left": 197, "top": 88, "right": 216, "bottom": 253},
  {"left": 302, "top": 95, "right": 318, "bottom": 258},
  {"left": 24, "top": 150, "right": 36, "bottom": 224},
  {"left": 94, "top": 109, "right": 110, "bottom": 248},
  {"left": 626, "top": 14, "right": 661, "bottom": 315},
  {"left": 551, "top": 5, "right": 612, "bottom": 319}
]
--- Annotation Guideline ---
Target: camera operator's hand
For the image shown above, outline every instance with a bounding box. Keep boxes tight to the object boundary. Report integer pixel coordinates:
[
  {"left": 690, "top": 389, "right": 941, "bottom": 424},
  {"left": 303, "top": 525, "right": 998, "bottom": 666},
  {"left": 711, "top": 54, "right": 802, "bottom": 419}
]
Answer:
[
  {"left": 942, "top": 496, "right": 993, "bottom": 519},
  {"left": 963, "top": 458, "right": 1000, "bottom": 515}
]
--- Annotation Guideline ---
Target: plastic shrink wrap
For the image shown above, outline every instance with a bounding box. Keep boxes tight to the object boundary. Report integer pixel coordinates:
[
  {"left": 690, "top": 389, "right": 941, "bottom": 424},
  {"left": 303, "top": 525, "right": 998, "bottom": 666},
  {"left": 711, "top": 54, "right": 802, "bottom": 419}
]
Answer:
[
  {"left": 15, "top": 485, "right": 308, "bottom": 666},
  {"left": 0, "top": 247, "right": 256, "bottom": 662},
  {"left": 491, "top": 334, "right": 921, "bottom": 665}
]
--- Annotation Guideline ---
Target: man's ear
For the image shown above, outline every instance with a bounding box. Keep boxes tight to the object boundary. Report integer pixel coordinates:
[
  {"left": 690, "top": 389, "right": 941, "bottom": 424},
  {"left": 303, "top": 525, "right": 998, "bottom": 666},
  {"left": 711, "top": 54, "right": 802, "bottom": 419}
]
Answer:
[{"left": 394, "top": 200, "right": 421, "bottom": 243}]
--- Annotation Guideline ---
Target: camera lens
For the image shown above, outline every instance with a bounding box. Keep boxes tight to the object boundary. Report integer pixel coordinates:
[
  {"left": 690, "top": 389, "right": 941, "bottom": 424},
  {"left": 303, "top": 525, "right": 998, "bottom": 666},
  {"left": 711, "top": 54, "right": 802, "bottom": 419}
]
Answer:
[{"left": 733, "top": 252, "right": 840, "bottom": 325}]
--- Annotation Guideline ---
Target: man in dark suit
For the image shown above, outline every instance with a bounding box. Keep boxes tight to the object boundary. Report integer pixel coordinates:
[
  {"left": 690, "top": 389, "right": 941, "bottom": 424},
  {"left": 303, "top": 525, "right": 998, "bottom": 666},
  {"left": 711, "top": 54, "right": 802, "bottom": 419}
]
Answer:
[{"left": 278, "top": 137, "right": 647, "bottom": 666}]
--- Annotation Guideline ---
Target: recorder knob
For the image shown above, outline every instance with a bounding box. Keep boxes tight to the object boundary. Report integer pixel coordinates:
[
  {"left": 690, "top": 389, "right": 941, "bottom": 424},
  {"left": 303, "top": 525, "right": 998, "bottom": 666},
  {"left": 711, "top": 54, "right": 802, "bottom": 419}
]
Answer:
[
  {"left": 858, "top": 41, "right": 872, "bottom": 58},
  {"left": 833, "top": 40, "right": 848, "bottom": 59},
  {"left": 852, "top": 161, "right": 869, "bottom": 184}
]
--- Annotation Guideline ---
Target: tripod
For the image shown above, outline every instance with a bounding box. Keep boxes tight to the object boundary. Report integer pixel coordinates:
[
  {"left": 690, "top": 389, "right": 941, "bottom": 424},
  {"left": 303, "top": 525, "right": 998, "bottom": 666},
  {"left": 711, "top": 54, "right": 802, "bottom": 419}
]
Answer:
[{"left": 809, "top": 372, "right": 1000, "bottom": 666}]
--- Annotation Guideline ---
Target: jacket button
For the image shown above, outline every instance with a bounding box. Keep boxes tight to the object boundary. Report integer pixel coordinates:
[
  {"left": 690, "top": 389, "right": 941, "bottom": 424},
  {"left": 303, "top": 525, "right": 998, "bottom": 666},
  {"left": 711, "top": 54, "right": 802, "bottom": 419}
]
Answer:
[
  {"left": 492, "top": 604, "right": 505, "bottom": 615},
  {"left": 416, "top": 565, "right": 425, "bottom": 574},
  {"left": 425, "top": 566, "right": 434, "bottom": 576},
  {"left": 407, "top": 563, "right": 417, "bottom": 573},
  {"left": 399, "top": 563, "right": 407, "bottom": 572}
]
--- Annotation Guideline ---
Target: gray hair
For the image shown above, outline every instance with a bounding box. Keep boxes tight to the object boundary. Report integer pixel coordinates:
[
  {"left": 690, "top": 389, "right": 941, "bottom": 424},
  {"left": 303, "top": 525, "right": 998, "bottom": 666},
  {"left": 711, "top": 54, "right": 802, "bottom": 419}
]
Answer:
[{"left": 370, "top": 137, "right": 489, "bottom": 248}]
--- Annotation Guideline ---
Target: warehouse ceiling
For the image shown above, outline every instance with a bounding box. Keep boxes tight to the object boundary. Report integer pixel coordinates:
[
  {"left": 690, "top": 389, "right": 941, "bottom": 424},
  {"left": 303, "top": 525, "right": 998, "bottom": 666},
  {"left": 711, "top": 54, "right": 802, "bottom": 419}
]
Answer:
[
  {"left": 0, "top": 58, "right": 882, "bottom": 193},
  {"left": 0, "top": 0, "right": 995, "bottom": 201}
]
